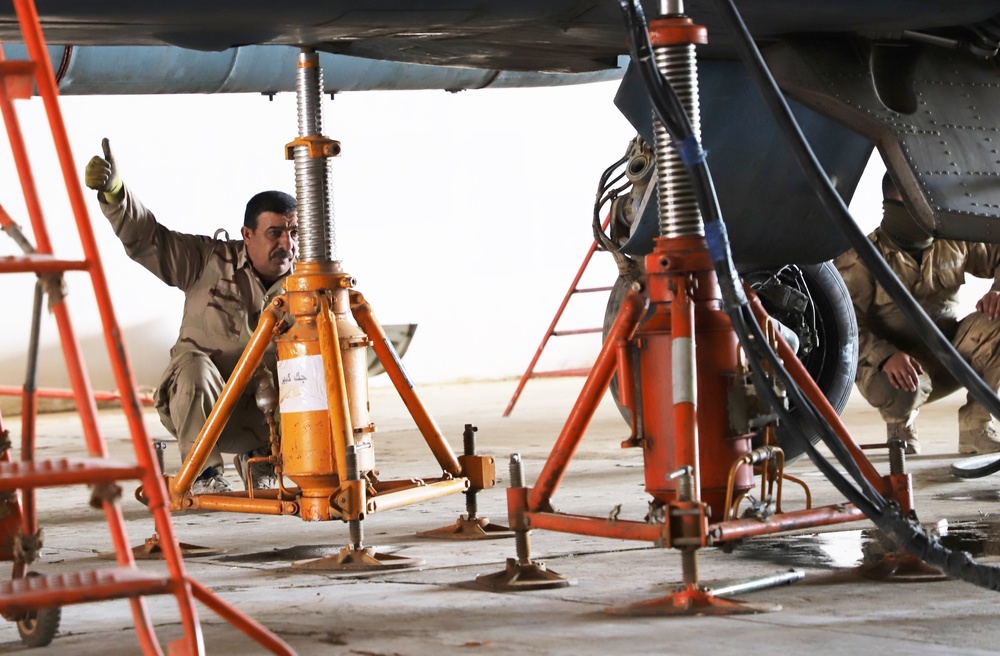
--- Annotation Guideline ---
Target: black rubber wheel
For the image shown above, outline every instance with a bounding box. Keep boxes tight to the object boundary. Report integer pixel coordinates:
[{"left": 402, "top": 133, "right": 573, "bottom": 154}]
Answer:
[
  {"left": 603, "top": 261, "right": 858, "bottom": 463},
  {"left": 16, "top": 572, "right": 61, "bottom": 648},
  {"left": 740, "top": 262, "right": 858, "bottom": 461}
]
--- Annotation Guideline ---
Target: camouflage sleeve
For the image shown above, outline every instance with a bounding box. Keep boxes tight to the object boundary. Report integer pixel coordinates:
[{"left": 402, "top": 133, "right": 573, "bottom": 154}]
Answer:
[
  {"left": 962, "top": 241, "right": 1000, "bottom": 292},
  {"left": 99, "top": 184, "right": 215, "bottom": 291},
  {"left": 834, "top": 248, "right": 897, "bottom": 369}
]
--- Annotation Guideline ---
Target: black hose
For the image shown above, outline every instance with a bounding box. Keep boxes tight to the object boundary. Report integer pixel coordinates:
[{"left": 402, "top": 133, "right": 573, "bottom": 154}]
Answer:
[
  {"left": 592, "top": 152, "right": 635, "bottom": 274},
  {"left": 708, "top": 0, "right": 1000, "bottom": 591}
]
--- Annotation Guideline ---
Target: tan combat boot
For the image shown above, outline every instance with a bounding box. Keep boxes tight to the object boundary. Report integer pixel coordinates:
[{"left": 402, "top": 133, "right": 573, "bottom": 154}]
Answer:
[
  {"left": 958, "top": 425, "right": 1000, "bottom": 455},
  {"left": 887, "top": 422, "right": 919, "bottom": 456}
]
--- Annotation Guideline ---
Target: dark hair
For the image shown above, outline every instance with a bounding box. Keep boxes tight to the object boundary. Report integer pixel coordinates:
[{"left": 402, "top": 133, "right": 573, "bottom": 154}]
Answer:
[
  {"left": 244, "top": 191, "right": 296, "bottom": 230},
  {"left": 881, "top": 171, "right": 902, "bottom": 203}
]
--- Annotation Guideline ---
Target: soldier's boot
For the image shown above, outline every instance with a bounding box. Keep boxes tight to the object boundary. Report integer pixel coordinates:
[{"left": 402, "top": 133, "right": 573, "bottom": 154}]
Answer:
[
  {"left": 959, "top": 424, "right": 1000, "bottom": 455},
  {"left": 887, "top": 422, "right": 919, "bottom": 456}
]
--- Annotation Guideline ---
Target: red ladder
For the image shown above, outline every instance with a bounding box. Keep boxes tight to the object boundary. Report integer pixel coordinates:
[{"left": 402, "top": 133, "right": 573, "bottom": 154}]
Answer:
[
  {"left": 503, "top": 215, "right": 612, "bottom": 417},
  {"left": 0, "top": 1, "right": 294, "bottom": 653}
]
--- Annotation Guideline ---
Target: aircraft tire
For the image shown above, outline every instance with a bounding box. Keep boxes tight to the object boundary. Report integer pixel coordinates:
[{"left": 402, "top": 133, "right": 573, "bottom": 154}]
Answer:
[{"left": 603, "top": 261, "right": 858, "bottom": 463}]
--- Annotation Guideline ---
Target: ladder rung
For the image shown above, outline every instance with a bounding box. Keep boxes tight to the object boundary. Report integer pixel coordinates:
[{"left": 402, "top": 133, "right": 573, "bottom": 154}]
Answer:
[
  {"left": 0, "top": 254, "right": 89, "bottom": 274},
  {"left": 528, "top": 369, "right": 591, "bottom": 378},
  {"left": 551, "top": 327, "right": 603, "bottom": 336},
  {"left": 0, "top": 60, "right": 36, "bottom": 100},
  {"left": 0, "top": 458, "right": 146, "bottom": 490},
  {"left": 0, "top": 567, "right": 172, "bottom": 615}
]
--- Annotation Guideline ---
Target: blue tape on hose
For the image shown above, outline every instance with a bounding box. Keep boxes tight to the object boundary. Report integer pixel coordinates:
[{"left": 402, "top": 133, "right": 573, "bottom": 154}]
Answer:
[
  {"left": 705, "top": 220, "right": 728, "bottom": 263},
  {"left": 678, "top": 136, "right": 707, "bottom": 167}
]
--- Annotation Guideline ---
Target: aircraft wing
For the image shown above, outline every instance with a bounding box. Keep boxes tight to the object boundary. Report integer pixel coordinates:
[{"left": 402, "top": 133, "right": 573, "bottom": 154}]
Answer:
[
  {"left": 0, "top": 1, "right": 999, "bottom": 72},
  {"left": 3, "top": 1, "right": 1000, "bottom": 252}
]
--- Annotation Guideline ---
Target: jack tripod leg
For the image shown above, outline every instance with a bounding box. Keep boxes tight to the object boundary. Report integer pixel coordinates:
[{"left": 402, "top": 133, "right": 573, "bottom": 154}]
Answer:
[
  {"left": 169, "top": 302, "right": 285, "bottom": 497},
  {"left": 475, "top": 454, "right": 571, "bottom": 591}
]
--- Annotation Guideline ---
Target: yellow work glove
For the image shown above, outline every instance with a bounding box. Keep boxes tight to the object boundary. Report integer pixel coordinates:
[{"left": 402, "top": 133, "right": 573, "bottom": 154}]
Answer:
[{"left": 84, "top": 137, "right": 123, "bottom": 202}]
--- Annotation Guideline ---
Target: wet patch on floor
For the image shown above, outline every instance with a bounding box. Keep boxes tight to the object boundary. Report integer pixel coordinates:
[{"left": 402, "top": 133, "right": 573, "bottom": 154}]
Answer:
[
  {"left": 728, "top": 517, "right": 1000, "bottom": 571},
  {"left": 214, "top": 544, "right": 342, "bottom": 563},
  {"left": 729, "top": 530, "right": 872, "bottom": 570},
  {"left": 933, "top": 488, "right": 1000, "bottom": 504},
  {"left": 933, "top": 517, "right": 1000, "bottom": 558}
]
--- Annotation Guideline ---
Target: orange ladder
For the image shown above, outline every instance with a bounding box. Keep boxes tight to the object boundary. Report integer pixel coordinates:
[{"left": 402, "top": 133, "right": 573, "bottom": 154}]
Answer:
[
  {"left": 503, "top": 215, "right": 612, "bottom": 417},
  {"left": 0, "top": 1, "right": 294, "bottom": 653}
]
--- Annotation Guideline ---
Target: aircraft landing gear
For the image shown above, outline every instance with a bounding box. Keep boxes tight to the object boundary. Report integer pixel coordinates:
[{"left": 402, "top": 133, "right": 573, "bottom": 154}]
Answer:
[{"left": 478, "top": 0, "right": 921, "bottom": 613}]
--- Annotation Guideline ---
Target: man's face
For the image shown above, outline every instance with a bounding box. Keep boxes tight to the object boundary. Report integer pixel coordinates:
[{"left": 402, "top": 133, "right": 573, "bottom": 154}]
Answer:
[{"left": 242, "top": 211, "right": 298, "bottom": 284}]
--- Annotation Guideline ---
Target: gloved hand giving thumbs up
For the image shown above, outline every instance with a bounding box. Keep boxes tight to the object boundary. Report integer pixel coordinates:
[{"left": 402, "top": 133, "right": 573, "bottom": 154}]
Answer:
[{"left": 84, "top": 138, "right": 123, "bottom": 202}]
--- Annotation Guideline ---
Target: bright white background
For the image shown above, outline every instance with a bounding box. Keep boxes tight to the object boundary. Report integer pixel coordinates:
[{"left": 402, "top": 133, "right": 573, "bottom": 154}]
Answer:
[
  {"left": 0, "top": 83, "right": 637, "bottom": 393},
  {"left": 4, "top": 82, "right": 980, "bottom": 399}
]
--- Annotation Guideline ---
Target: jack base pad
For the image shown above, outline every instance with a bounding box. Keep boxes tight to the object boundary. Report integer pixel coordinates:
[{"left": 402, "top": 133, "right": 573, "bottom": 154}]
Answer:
[
  {"left": 858, "top": 553, "right": 948, "bottom": 582},
  {"left": 416, "top": 516, "right": 515, "bottom": 540},
  {"left": 475, "top": 558, "right": 573, "bottom": 591},
  {"left": 291, "top": 545, "right": 424, "bottom": 571},
  {"left": 605, "top": 584, "right": 782, "bottom": 616},
  {"left": 98, "top": 534, "right": 221, "bottom": 560}
]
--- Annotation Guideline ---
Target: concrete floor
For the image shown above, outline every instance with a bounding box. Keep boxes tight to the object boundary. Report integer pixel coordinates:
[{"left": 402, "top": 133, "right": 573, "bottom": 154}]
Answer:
[{"left": 2, "top": 376, "right": 1000, "bottom": 655}]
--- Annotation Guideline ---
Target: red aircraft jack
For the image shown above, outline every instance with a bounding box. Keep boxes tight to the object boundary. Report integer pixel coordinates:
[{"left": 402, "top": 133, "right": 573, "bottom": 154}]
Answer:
[
  {"left": 476, "top": 221, "right": 932, "bottom": 615},
  {"left": 476, "top": 3, "right": 934, "bottom": 615}
]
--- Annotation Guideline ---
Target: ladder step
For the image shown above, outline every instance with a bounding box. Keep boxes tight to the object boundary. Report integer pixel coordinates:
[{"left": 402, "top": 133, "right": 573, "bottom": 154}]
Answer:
[
  {"left": 0, "top": 60, "right": 36, "bottom": 100},
  {"left": 528, "top": 369, "right": 591, "bottom": 378},
  {"left": 0, "top": 254, "right": 89, "bottom": 274},
  {"left": 0, "top": 567, "right": 172, "bottom": 615},
  {"left": 551, "top": 327, "right": 603, "bottom": 336},
  {"left": 0, "top": 458, "right": 146, "bottom": 490}
]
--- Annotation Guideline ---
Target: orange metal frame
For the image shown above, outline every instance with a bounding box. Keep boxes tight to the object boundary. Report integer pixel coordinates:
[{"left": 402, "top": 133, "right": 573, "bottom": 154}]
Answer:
[
  {"left": 0, "top": 1, "right": 296, "bottom": 653},
  {"left": 507, "top": 234, "right": 907, "bottom": 573},
  {"left": 0, "top": 384, "right": 155, "bottom": 406},
  {"left": 155, "top": 46, "right": 495, "bottom": 535},
  {"left": 160, "top": 263, "right": 491, "bottom": 524}
]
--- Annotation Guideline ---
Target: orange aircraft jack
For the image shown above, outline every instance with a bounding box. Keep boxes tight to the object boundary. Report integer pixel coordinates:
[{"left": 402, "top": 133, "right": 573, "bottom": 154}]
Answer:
[{"left": 135, "top": 49, "right": 511, "bottom": 571}]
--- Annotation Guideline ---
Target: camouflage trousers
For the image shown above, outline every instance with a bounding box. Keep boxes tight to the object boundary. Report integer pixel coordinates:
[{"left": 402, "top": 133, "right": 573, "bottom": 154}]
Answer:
[
  {"left": 856, "top": 310, "right": 1000, "bottom": 432},
  {"left": 155, "top": 350, "right": 272, "bottom": 473}
]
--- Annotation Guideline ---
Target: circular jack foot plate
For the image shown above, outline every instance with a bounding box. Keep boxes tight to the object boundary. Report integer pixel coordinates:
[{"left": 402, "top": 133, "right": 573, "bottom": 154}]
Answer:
[
  {"left": 605, "top": 584, "right": 782, "bottom": 616},
  {"left": 99, "top": 536, "right": 221, "bottom": 560},
  {"left": 417, "top": 516, "right": 515, "bottom": 541},
  {"left": 292, "top": 546, "right": 424, "bottom": 572},
  {"left": 475, "top": 557, "right": 573, "bottom": 591}
]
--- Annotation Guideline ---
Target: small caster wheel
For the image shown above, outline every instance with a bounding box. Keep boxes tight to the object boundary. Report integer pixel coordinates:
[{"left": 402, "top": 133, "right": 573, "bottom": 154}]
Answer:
[{"left": 17, "top": 572, "right": 61, "bottom": 648}]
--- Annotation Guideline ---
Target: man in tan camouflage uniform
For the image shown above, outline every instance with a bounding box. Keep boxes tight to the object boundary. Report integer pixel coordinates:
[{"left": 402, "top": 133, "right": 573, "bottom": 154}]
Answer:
[
  {"left": 85, "top": 139, "right": 297, "bottom": 493},
  {"left": 835, "top": 172, "right": 1000, "bottom": 456}
]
